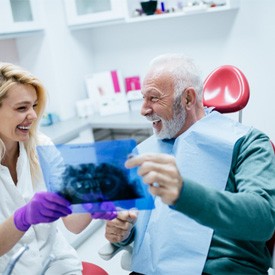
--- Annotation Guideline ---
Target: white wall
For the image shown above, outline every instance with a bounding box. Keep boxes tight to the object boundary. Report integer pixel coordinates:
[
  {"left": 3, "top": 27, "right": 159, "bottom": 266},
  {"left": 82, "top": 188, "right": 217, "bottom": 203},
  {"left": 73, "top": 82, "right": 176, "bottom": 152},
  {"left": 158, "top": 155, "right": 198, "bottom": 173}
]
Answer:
[
  {"left": 0, "top": 39, "right": 19, "bottom": 63},
  {"left": 15, "top": 0, "right": 96, "bottom": 120},
  {"left": 0, "top": 0, "right": 275, "bottom": 140},
  {"left": 80, "top": 0, "right": 275, "bottom": 140}
]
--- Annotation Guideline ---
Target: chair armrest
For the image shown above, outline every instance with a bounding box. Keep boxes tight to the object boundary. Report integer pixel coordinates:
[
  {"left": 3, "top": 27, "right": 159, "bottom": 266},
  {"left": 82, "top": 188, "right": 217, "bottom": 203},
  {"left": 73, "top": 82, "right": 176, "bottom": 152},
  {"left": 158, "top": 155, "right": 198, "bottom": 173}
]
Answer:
[
  {"left": 98, "top": 242, "right": 133, "bottom": 271},
  {"left": 98, "top": 243, "right": 124, "bottom": 261},
  {"left": 121, "top": 245, "right": 133, "bottom": 271}
]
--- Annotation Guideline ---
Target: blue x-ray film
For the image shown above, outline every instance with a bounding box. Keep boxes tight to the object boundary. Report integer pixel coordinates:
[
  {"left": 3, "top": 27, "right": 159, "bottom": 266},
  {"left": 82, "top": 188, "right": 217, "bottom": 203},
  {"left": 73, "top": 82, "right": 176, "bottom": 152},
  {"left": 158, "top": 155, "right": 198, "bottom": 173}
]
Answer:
[{"left": 37, "top": 139, "right": 154, "bottom": 213}]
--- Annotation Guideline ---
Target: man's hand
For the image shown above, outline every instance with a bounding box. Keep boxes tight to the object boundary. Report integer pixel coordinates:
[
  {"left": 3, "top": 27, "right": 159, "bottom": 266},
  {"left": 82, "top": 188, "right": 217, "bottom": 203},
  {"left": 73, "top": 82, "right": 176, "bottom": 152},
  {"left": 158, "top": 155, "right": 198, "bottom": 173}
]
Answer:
[
  {"left": 125, "top": 153, "right": 183, "bottom": 205},
  {"left": 105, "top": 210, "right": 138, "bottom": 243}
]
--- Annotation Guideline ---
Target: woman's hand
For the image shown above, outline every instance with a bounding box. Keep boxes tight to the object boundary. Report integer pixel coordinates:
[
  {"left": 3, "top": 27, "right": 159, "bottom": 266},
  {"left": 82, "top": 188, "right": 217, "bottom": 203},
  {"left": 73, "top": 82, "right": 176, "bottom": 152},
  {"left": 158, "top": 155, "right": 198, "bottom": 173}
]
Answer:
[{"left": 14, "top": 192, "right": 71, "bottom": 231}]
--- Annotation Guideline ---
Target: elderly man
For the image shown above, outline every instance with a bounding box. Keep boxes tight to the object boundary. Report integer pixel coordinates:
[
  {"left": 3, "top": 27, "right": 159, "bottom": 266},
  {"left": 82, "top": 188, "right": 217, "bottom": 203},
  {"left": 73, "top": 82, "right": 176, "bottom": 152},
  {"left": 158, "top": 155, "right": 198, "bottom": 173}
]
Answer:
[{"left": 104, "top": 54, "right": 275, "bottom": 274}]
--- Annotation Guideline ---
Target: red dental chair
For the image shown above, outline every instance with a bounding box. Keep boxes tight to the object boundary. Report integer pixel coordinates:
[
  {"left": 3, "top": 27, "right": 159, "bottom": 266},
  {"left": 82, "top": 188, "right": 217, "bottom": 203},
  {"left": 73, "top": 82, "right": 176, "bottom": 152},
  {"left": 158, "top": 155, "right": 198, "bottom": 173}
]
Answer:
[
  {"left": 203, "top": 65, "right": 250, "bottom": 122},
  {"left": 203, "top": 64, "right": 275, "bottom": 258},
  {"left": 82, "top": 261, "right": 108, "bottom": 275}
]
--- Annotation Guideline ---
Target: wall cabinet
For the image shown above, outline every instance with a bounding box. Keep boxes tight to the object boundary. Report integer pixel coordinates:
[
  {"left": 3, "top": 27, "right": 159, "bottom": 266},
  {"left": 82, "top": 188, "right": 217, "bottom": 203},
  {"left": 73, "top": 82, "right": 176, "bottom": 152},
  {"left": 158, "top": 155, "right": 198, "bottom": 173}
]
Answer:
[
  {"left": 63, "top": 0, "right": 240, "bottom": 29},
  {"left": 0, "top": 0, "right": 43, "bottom": 39},
  {"left": 63, "top": 0, "right": 126, "bottom": 28}
]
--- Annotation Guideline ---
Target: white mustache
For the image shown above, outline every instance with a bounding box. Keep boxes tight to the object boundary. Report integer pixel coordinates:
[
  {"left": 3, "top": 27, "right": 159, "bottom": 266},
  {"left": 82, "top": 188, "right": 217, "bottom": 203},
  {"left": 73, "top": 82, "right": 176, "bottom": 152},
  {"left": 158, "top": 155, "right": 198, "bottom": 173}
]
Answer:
[{"left": 146, "top": 115, "right": 161, "bottom": 122}]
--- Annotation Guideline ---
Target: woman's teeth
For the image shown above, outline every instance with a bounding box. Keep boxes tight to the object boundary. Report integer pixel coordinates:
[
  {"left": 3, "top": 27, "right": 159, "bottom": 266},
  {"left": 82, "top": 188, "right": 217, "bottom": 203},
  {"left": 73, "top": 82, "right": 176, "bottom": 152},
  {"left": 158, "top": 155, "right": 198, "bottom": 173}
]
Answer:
[{"left": 18, "top": 125, "right": 30, "bottom": 130}]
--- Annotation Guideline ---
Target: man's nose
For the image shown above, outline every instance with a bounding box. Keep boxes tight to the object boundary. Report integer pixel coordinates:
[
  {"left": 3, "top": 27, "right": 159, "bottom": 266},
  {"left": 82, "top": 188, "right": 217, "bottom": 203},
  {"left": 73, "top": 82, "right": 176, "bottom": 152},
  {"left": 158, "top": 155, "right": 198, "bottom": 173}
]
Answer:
[{"left": 140, "top": 101, "right": 152, "bottom": 116}]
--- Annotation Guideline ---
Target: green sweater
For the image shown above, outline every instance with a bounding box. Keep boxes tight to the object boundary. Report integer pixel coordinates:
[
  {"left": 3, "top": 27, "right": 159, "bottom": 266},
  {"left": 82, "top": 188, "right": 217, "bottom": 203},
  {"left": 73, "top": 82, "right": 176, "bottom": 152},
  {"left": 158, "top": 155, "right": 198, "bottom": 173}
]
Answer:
[
  {"left": 174, "top": 128, "right": 275, "bottom": 274},
  {"left": 115, "top": 128, "right": 275, "bottom": 274}
]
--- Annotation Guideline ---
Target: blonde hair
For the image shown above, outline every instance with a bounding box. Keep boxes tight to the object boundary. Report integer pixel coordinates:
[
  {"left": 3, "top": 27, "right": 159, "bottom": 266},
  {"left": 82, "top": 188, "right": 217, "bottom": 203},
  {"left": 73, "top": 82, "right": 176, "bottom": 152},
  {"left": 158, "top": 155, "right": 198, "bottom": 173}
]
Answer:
[{"left": 0, "top": 62, "right": 47, "bottom": 180}]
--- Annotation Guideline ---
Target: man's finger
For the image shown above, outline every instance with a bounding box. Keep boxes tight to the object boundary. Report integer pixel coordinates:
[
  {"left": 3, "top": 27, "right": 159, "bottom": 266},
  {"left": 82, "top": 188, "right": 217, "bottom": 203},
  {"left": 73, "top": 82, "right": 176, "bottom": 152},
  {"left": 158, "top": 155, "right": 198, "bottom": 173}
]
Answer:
[{"left": 125, "top": 153, "right": 175, "bottom": 168}]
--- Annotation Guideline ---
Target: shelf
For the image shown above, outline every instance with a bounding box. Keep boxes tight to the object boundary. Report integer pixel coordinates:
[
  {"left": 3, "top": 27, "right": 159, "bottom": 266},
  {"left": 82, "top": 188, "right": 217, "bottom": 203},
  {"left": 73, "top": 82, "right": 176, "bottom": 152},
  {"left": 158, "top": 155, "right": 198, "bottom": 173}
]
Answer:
[
  {"left": 66, "top": 18, "right": 125, "bottom": 30},
  {"left": 64, "top": 0, "right": 239, "bottom": 31},
  {"left": 126, "top": 2, "right": 239, "bottom": 24}
]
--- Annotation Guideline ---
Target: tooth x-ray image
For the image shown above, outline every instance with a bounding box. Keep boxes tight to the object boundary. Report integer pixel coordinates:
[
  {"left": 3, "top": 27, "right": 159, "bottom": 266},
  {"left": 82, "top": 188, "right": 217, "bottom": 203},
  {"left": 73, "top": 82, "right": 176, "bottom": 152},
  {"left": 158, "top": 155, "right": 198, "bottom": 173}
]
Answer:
[
  {"left": 59, "top": 162, "right": 143, "bottom": 204},
  {"left": 37, "top": 139, "right": 154, "bottom": 212}
]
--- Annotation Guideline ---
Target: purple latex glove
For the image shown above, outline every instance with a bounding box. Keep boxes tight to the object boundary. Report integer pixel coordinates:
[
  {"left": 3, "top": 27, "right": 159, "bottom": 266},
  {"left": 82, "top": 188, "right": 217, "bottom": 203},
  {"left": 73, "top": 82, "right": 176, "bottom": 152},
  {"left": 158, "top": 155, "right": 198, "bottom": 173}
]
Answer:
[
  {"left": 84, "top": 202, "right": 117, "bottom": 220},
  {"left": 14, "top": 192, "right": 72, "bottom": 231}
]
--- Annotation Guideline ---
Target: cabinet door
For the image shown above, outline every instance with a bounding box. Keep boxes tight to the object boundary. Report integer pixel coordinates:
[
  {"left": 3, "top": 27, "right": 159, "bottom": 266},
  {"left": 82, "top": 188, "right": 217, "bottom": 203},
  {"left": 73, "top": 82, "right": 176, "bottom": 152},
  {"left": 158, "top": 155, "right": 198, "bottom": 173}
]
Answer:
[
  {"left": 64, "top": 0, "right": 126, "bottom": 27},
  {"left": 0, "top": 0, "right": 43, "bottom": 36}
]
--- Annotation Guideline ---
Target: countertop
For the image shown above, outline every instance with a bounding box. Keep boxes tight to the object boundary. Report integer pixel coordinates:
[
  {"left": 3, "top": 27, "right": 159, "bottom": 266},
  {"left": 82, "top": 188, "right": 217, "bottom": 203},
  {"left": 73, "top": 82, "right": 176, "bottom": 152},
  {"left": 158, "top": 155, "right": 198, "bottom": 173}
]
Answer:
[{"left": 39, "top": 111, "right": 152, "bottom": 144}]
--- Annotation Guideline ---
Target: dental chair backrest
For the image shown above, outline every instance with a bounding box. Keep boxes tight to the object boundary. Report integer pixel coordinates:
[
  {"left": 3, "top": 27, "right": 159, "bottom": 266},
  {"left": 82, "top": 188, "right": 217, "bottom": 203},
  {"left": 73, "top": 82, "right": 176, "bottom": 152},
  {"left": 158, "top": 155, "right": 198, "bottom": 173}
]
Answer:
[{"left": 203, "top": 64, "right": 250, "bottom": 123}]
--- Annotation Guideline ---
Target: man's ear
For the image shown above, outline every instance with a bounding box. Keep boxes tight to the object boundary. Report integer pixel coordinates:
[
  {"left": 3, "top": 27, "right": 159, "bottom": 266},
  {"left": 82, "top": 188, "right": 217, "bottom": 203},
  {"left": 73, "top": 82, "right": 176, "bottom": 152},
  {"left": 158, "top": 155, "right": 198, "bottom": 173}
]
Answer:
[
  {"left": 183, "top": 87, "right": 196, "bottom": 108},
  {"left": 186, "top": 94, "right": 191, "bottom": 105}
]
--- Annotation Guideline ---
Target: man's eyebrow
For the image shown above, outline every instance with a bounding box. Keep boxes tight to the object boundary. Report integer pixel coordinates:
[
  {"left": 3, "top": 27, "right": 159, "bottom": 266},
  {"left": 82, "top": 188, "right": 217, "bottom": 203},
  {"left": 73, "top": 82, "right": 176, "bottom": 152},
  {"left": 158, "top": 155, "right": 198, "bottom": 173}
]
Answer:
[{"left": 143, "top": 89, "right": 160, "bottom": 95}]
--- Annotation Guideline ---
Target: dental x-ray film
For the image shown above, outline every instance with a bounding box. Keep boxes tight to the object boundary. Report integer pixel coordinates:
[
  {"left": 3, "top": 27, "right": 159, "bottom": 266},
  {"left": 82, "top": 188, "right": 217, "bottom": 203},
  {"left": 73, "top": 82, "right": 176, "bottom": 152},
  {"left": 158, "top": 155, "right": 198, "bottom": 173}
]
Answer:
[{"left": 37, "top": 139, "right": 154, "bottom": 213}]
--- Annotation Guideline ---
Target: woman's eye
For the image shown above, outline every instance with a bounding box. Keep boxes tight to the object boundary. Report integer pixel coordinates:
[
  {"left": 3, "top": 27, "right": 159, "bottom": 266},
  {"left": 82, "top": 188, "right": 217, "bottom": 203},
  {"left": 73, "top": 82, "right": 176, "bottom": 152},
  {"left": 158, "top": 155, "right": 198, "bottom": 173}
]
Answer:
[
  {"left": 151, "top": 97, "right": 159, "bottom": 102},
  {"left": 17, "top": 106, "right": 27, "bottom": 111}
]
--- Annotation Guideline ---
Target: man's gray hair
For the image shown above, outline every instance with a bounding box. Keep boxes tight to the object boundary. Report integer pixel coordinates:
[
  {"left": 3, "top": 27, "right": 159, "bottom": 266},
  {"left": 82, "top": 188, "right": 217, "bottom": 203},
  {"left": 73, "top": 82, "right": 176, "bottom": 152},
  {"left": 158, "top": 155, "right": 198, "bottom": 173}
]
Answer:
[{"left": 148, "top": 53, "right": 203, "bottom": 102}]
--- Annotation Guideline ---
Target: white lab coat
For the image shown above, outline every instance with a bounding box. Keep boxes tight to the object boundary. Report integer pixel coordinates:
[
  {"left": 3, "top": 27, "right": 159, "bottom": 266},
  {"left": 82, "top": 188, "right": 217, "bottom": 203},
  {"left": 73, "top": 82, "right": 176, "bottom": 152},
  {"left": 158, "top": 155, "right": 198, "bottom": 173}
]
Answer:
[{"left": 0, "top": 133, "right": 82, "bottom": 275}]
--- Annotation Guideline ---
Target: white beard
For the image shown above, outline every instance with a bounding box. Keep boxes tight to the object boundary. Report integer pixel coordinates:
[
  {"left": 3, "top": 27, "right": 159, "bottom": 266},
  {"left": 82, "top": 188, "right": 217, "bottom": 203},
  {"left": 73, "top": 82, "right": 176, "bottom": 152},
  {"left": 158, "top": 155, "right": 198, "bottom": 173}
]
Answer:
[{"left": 155, "top": 105, "right": 186, "bottom": 139}]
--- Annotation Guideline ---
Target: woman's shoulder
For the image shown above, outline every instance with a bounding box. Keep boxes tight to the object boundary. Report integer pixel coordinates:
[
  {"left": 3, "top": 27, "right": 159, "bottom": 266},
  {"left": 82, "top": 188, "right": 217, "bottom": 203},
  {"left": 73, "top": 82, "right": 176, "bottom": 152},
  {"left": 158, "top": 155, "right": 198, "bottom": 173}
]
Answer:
[{"left": 37, "top": 132, "right": 54, "bottom": 146}]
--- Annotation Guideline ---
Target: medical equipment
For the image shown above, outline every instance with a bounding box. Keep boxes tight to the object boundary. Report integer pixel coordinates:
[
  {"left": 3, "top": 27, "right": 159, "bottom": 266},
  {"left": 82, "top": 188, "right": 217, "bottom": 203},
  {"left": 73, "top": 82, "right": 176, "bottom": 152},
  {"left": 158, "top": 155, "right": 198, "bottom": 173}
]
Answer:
[{"left": 3, "top": 244, "right": 29, "bottom": 275}]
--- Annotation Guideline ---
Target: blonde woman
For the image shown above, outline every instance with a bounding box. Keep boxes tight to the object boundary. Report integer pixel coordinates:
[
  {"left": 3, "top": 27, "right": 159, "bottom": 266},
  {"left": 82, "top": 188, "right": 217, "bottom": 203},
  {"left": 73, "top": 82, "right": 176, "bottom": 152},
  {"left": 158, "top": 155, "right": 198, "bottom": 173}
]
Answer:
[{"left": 0, "top": 63, "right": 115, "bottom": 274}]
